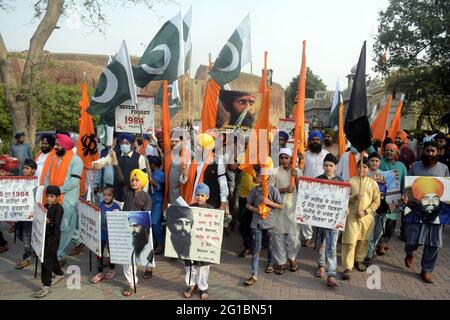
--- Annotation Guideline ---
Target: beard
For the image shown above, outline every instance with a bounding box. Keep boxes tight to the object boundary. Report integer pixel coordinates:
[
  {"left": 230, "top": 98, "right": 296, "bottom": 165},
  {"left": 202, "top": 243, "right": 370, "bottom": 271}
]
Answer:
[
  {"left": 132, "top": 229, "right": 149, "bottom": 256},
  {"left": 171, "top": 231, "right": 191, "bottom": 258},
  {"left": 309, "top": 143, "right": 322, "bottom": 154},
  {"left": 395, "top": 142, "right": 403, "bottom": 148},
  {"left": 323, "top": 139, "right": 333, "bottom": 147},
  {"left": 42, "top": 147, "right": 52, "bottom": 154},
  {"left": 423, "top": 155, "right": 438, "bottom": 167},
  {"left": 55, "top": 149, "right": 66, "bottom": 157}
]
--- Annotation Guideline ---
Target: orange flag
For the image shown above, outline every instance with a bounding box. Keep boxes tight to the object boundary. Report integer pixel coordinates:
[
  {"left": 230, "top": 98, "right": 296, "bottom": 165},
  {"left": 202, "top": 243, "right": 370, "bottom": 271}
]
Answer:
[
  {"left": 371, "top": 95, "right": 392, "bottom": 142},
  {"left": 76, "top": 83, "right": 99, "bottom": 196},
  {"left": 338, "top": 101, "right": 346, "bottom": 156},
  {"left": 291, "top": 41, "right": 307, "bottom": 187},
  {"left": 162, "top": 80, "right": 172, "bottom": 210},
  {"left": 388, "top": 98, "right": 404, "bottom": 141},
  {"left": 200, "top": 73, "right": 221, "bottom": 133}
]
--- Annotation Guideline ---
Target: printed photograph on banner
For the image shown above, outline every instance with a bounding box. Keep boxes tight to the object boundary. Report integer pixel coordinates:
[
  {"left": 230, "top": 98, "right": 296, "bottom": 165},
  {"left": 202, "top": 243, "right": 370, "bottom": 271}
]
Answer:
[
  {"left": 115, "top": 96, "right": 154, "bottom": 134},
  {"left": 216, "top": 90, "right": 262, "bottom": 134},
  {"left": 381, "top": 170, "right": 402, "bottom": 212},
  {"left": 31, "top": 204, "right": 47, "bottom": 263},
  {"left": 404, "top": 176, "right": 450, "bottom": 225},
  {"left": 78, "top": 199, "right": 102, "bottom": 256},
  {"left": 164, "top": 200, "right": 224, "bottom": 264},
  {"left": 107, "top": 211, "right": 155, "bottom": 267},
  {"left": 0, "top": 176, "right": 37, "bottom": 221},
  {"left": 295, "top": 177, "right": 351, "bottom": 230}
]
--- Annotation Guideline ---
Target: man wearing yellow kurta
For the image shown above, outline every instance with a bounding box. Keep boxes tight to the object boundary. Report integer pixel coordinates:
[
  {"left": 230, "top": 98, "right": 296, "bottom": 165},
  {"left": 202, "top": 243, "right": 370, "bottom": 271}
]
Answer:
[{"left": 341, "top": 158, "right": 380, "bottom": 280}]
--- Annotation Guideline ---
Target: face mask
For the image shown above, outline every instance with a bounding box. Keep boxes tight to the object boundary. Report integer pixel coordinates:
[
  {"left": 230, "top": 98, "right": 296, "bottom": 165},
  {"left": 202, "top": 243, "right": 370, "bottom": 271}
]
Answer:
[{"left": 121, "top": 144, "right": 131, "bottom": 154}]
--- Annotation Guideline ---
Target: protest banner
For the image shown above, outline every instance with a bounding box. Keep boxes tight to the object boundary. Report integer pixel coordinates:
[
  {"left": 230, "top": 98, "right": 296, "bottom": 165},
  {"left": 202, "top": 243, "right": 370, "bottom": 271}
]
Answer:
[
  {"left": 165, "top": 204, "right": 224, "bottom": 264},
  {"left": 404, "top": 176, "right": 450, "bottom": 225},
  {"left": 381, "top": 170, "right": 402, "bottom": 212},
  {"left": 31, "top": 204, "right": 47, "bottom": 263},
  {"left": 0, "top": 176, "right": 37, "bottom": 221},
  {"left": 115, "top": 96, "right": 154, "bottom": 134},
  {"left": 295, "top": 177, "right": 351, "bottom": 230},
  {"left": 78, "top": 199, "right": 102, "bottom": 256},
  {"left": 107, "top": 211, "right": 155, "bottom": 267}
]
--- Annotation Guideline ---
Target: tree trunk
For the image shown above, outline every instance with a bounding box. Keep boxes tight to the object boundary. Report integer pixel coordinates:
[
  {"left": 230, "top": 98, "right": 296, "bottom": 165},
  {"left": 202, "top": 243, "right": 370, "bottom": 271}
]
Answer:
[{"left": 0, "top": 0, "right": 63, "bottom": 147}]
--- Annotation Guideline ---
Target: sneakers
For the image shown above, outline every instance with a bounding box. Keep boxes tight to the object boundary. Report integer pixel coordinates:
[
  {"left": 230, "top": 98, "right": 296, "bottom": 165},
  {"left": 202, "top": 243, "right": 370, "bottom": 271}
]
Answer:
[
  {"left": 420, "top": 271, "right": 433, "bottom": 284},
  {"left": 244, "top": 276, "right": 257, "bottom": 286},
  {"left": 51, "top": 273, "right": 65, "bottom": 285},
  {"left": 68, "top": 244, "right": 85, "bottom": 256},
  {"left": 405, "top": 254, "right": 414, "bottom": 269},
  {"left": 15, "top": 258, "right": 32, "bottom": 270},
  {"left": 35, "top": 286, "right": 51, "bottom": 298},
  {"left": 288, "top": 259, "right": 298, "bottom": 272}
]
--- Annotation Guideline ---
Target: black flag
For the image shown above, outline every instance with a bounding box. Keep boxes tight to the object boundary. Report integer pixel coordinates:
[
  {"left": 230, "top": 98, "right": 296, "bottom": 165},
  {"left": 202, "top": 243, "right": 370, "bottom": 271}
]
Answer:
[{"left": 344, "top": 41, "right": 372, "bottom": 152}]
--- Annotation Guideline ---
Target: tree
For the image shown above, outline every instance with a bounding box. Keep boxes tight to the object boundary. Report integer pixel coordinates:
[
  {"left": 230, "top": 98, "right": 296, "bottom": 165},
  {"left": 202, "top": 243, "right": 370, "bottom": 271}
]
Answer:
[
  {"left": 285, "top": 67, "right": 327, "bottom": 117},
  {"left": 373, "top": 0, "right": 450, "bottom": 129},
  {"left": 0, "top": 0, "right": 171, "bottom": 147}
]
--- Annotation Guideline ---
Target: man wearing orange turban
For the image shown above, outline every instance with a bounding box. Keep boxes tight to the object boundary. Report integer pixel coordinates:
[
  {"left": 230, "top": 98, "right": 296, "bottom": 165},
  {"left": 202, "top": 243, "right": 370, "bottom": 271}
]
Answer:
[{"left": 404, "top": 151, "right": 449, "bottom": 284}]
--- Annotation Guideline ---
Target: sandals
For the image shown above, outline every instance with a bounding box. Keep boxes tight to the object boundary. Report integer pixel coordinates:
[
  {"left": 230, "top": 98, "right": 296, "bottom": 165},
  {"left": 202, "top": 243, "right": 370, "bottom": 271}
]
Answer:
[
  {"left": 122, "top": 287, "right": 134, "bottom": 297},
  {"left": 315, "top": 267, "right": 325, "bottom": 278},
  {"left": 105, "top": 270, "right": 116, "bottom": 280},
  {"left": 275, "top": 265, "right": 285, "bottom": 275},
  {"left": 265, "top": 265, "right": 274, "bottom": 273},
  {"left": 34, "top": 286, "right": 51, "bottom": 298},
  {"left": 244, "top": 277, "right": 257, "bottom": 286},
  {"left": 184, "top": 285, "right": 198, "bottom": 298},
  {"left": 289, "top": 259, "right": 298, "bottom": 272},
  {"left": 356, "top": 262, "right": 367, "bottom": 272},
  {"left": 200, "top": 290, "right": 209, "bottom": 300},
  {"left": 143, "top": 268, "right": 153, "bottom": 279},
  {"left": 15, "top": 259, "right": 32, "bottom": 270},
  {"left": 90, "top": 272, "right": 105, "bottom": 284}
]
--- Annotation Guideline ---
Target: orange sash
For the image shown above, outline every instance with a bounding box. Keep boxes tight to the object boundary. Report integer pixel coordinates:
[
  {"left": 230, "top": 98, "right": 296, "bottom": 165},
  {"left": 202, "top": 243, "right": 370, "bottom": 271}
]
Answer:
[
  {"left": 349, "top": 152, "right": 358, "bottom": 178},
  {"left": 40, "top": 149, "right": 74, "bottom": 204},
  {"left": 182, "top": 152, "right": 213, "bottom": 204}
]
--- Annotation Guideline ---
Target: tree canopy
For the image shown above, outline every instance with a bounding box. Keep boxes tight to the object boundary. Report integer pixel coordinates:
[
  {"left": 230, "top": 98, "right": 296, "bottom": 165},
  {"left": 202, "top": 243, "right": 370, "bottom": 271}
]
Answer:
[{"left": 284, "top": 67, "right": 327, "bottom": 117}]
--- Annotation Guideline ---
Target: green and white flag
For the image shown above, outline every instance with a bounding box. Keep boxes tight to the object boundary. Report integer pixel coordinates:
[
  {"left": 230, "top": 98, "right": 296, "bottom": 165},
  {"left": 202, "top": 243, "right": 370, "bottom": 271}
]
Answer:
[
  {"left": 210, "top": 14, "right": 251, "bottom": 86},
  {"left": 88, "top": 41, "right": 137, "bottom": 119},
  {"left": 183, "top": 7, "right": 192, "bottom": 73},
  {"left": 329, "top": 79, "right": 341, "bottom": 131},
  {"left": 133, "top": 12, "right": 184, "bottom": 88},
  {"left": 155, "top": 80, "right": 181, "bottom": 118}
]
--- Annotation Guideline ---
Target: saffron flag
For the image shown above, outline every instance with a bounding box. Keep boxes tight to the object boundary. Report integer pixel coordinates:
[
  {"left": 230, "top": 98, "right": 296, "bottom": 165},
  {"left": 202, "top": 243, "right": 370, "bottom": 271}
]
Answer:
[
  {"left": 162, "top": 80, "right": 172, "bottom": 210},
  {"left": 371, "top": 95, "right": 392, "bottom": 142},
  {"left": 77, "top": 83, "right": 99, "bottom": 196},
  {"left": 388, "top": 96, "right": 404, "bottom": 141}
]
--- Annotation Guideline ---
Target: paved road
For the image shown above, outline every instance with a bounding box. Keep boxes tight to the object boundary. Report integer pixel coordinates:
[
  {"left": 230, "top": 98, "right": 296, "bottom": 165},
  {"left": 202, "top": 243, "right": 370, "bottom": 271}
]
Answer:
[{"left": 0, "top": 222, "right": 449, "bottom": 300}]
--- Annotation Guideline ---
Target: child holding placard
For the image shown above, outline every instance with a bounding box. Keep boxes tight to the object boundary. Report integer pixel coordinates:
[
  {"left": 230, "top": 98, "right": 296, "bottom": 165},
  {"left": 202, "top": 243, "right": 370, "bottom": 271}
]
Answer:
[
  {"left": 183, "top": 183, "right": 214, "bottom": 300},
  {"left": 91, "top": 185, "right": 121, "bottom": 284},
  {"left": 34, "top": 186, "right": 64, "bottom": 298},
  {"left": 15, "top": 159, "right": 37, "bottom": 270}
]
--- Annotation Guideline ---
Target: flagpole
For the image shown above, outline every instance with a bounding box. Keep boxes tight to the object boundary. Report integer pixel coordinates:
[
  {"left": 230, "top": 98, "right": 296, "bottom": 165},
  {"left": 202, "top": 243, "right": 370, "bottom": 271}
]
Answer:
[{"left": 134, "top": 96, "right": 153, "bottom": 187}]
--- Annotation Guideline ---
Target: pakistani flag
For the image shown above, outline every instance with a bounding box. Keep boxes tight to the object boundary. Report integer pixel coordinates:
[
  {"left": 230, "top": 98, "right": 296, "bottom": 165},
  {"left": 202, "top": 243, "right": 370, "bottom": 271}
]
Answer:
[
  {"left": 155, "top": 80, "right": 181, "bottom": 118},
  {"left": 329, "top": 79, "right": 341, "bottom": 131},
  {"left": 88, "top": 41, "right": 137, "bottom": 122},
  {"left": 133, "top": 12, "right": 184, "bottom": 88},
  {"left": 210, "top": 14, "right": 251, "bottom": 86},
  {"left": 183, "top": 7, "right": 192, "bottom": 73}
]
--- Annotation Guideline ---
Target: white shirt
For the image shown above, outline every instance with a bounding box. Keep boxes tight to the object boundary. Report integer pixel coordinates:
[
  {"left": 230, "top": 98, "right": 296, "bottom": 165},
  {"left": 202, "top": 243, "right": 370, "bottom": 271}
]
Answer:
[
  {"left": 303, "top": 149, "right": 329, "bottom": 178},
  {"left": 35, "top": 152, "right": 50, "bottom": 183},
  {"left": 337, "top": 151, "right": 361, "bottom": 182}
]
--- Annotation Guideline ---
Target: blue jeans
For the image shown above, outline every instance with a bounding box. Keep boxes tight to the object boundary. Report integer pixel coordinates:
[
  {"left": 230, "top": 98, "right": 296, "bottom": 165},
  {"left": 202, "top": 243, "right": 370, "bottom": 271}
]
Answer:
[
  {"left": 367, "top": 214, "right": 387, "bottom": 259},
  {"left": 405, "top": 244, "right": 439, "bottom": 274},
  {"left": 151, "top": 201, "right": 164, "bottom": 247},
  {"left": 315, "top": 228, "right": 339, "bottom": 277},
  {"left": 251, "top": 227, "right": 273, "bottom": 278},
  {"left": 16, "top": 222, "right": 33, "bottom": 260}
]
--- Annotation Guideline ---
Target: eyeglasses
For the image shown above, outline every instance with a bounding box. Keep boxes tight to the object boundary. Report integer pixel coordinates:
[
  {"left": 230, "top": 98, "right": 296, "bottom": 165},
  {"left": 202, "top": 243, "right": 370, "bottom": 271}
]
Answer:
[{"left": 236, "top": 99, "right": 255, "bottom": 106}]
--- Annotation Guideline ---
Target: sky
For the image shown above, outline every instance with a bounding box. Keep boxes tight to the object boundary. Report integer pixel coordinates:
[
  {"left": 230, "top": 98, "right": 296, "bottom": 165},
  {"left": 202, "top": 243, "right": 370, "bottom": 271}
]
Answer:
[{"left": 0, "top": 0, "right": 390, "bottom": 90}]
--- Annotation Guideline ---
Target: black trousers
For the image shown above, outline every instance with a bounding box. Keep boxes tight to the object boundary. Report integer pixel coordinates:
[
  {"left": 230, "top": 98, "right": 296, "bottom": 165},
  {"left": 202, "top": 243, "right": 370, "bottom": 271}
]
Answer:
[
  {"left": 238, "top": 197, "right": 252, "bottom": 250},
  {"left": 380, "top": 219, "right": 396, "bottom": 244},
  {"left": 41, "top": 236, "right": 63, "bottom": 287},
  {"left": 0, "top": 231, "right": 7, "bottom": 247}
]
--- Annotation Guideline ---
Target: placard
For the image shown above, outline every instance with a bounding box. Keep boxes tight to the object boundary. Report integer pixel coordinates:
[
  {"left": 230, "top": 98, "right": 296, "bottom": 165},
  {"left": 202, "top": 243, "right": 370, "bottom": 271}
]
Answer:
[
  {"left": 0, "top": 176, "right": 37, "bottom": 221},
  {"left": 381, "top": 170, "right": 402, "bottom": 212},
  {"left": 107, "top": 211, "right": 155, "bottom": 267},
  {"left": 295, "top": 177, "right": 351, "bottom": 230},
  {"left": 78, "top": 199, "right": 102, "bottom": 256},
  {"left": 115, "top": 96, "right": 154, "bottom": 134},
  {"left": 165, "top": 202, "right": 224, "bottom": 264},
  {"left": 31, "top": 204, "right": 47, "bottom": 263}
]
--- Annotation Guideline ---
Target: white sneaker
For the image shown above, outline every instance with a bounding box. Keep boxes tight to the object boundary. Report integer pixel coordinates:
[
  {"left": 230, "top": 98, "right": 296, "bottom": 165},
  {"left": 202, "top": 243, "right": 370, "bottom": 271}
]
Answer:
[{"left": 51, "top": 274, "right": 65, "bottom": 285}]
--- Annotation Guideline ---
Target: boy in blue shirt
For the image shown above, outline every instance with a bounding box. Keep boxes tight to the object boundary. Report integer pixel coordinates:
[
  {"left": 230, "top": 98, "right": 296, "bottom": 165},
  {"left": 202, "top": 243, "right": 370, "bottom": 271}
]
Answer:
[{"left": 148, "top": 156, "right": 165, "bottom": 255}]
